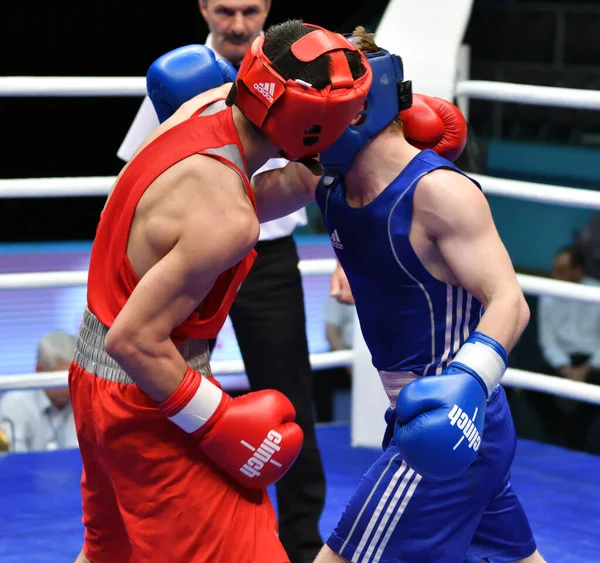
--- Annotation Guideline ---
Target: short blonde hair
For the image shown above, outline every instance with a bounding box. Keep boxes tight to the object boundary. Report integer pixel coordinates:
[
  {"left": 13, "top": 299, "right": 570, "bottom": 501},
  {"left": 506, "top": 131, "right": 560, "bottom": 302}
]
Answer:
[
  {"left": 350, "top": 26, "right": 403, "bottom": 131},
  {"left": 350, "top": 26, "right": 379, "bottom": 55}
]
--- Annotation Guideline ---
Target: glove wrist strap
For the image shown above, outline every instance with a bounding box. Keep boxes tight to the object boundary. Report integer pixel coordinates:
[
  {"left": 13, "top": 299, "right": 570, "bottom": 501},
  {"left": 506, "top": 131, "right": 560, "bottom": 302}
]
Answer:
[
  {"left": 158, "top": 367, "right": 224, "bottom": 433},
  {"left": 449, "top": 332, "right": 508, "bottom": 398}
]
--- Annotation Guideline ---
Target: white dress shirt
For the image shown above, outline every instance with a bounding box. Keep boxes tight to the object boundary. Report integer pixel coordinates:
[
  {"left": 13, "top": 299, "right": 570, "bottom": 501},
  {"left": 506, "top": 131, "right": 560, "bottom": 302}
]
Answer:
[
  {"left": 538, "top": 276, "right": 600, "bottom": 369},
  {"left": 116, "top": 33, "right": 307, "bottom": 242},
  {"left": 0, "top": 390, "right": 79, "bottom": 453}
]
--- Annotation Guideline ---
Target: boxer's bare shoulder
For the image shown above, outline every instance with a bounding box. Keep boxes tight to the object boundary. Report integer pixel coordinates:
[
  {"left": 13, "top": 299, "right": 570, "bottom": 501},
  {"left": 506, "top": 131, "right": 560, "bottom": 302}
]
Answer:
[{"left": 126, "top": 152, "right": 258, "bottom": 280}]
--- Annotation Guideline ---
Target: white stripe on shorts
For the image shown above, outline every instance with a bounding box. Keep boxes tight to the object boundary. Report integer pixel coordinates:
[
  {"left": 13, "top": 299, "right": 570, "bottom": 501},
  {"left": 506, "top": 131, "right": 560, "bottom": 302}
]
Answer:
[
  {"left": 339, "top": 454, "right": 400, "bottom": 558},
  {"left": 372, "top": 472, "right": 422, "bottom": 562},
  {"left": 345, "top": 460, "right": 421, "bottom": 562}
]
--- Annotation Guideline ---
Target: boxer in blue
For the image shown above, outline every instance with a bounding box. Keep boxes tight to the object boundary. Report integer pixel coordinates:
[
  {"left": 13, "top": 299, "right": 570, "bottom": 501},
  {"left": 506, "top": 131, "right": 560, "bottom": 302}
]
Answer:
[
  {"left": 144, "top": 25, "right": 545, "bottom": 563},
  {"left": 254, "top": 29, "right": 545, "bottom": 563}
]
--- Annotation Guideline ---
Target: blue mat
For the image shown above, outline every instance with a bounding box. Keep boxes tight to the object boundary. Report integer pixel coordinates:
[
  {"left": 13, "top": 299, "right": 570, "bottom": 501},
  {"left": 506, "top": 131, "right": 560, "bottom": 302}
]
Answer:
[{"left": 0, "top": 424, "right": 598, "bottom": 562}]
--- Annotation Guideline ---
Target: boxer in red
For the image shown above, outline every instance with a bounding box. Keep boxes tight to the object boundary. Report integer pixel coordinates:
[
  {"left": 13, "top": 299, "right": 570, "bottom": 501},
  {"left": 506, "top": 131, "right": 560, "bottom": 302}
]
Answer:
[{"left": 69, "top": 19, "right": 372, "bottom": 563}]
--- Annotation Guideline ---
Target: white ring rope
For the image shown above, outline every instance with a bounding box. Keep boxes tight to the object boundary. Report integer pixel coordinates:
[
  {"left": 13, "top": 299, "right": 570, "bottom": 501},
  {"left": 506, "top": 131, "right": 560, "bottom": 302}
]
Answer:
[
  {"left": 503, "top": 368, "right": 600, "bottom": 405},
  {"left": 0, "top": 351, "right": 354, "bottom": 393},
  {"left": 2, "top": 365, "right": 598, "bottom": 407},
  {"left": 1, "top": 261, "right": 600, "bottom": 404},
  {"left": 3, "top": 174, "right": 600, "bottom": 211},
  {"left": 471, "top": 174, "right": 600, "bottom": 210},
  {"left": 0, "top": 77, "right": 146, "bottom": 97},
  {"left": 3, "top": 76, "right": 600, "bottom": 111},
  {"left": 0, "top": 177, "right": 114, "bottom": 199},
  {"left": 0, "top": 268, "right": 597, "bottom": 306},
  {"left": 0, "top": 259, "right": 340, "bottom": 290},
  {"left": 455, "top": 80, "right": 600, "bottom": 110}
]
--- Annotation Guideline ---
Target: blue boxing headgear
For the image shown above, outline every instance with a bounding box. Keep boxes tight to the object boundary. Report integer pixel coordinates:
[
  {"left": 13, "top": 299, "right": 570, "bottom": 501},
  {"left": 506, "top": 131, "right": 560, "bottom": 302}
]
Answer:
[{"left": 319, "top": 49, "right": 412, "bottom": 176}]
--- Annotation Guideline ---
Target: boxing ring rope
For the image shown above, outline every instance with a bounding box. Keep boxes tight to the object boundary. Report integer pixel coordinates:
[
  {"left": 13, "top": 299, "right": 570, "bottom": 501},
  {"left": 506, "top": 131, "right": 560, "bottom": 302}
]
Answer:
[
  {"left": 0, "top": 259, "right": 340, "bottom": 290},
  {"left": 1, "top": 259, "right": 600, "bottom": 405},
  {"left": 0, "top": 77, "right": 147, "bottom": 97},
  {"left": 4, "top": 77, "right": 600, "bottom": 109},
  {"left": 4, "top": 174, "right": 600, "bottom": 210},
  {"left": 2, "top": 269, "right": 600, "bottom": 302},
  {"left": 2, "top": 76, "right": 600, "bottom": 413}
]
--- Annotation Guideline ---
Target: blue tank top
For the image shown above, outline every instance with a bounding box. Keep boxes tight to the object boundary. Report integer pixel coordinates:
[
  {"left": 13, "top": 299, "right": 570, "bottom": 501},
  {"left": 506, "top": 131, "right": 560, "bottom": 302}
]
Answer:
[{"left": 315, "top": 149, "right": 483, "bottom": 375}]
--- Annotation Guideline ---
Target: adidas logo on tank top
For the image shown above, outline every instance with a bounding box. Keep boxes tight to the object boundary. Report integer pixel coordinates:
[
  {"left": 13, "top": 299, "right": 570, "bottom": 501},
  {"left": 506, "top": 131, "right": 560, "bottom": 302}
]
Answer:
[{"left": 330, "top": 229, "right": 343, "bottom": 250}]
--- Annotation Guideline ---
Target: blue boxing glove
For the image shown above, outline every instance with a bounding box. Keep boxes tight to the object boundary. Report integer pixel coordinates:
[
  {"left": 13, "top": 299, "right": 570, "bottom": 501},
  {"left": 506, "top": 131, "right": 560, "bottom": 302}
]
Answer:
[
  {"left": 216, "top": 59, "right": 238, "bottom": 83},
  {"left": 394, "top": 331, "right": 508, "bottom": 480},
  {"left": 146, "top": 44, "right": 238, "bottom": 123}
]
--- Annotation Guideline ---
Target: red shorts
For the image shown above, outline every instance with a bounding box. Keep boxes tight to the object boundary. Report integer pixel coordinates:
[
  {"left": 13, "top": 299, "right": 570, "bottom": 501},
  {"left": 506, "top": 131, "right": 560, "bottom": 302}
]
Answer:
[{"left": 69, "top": 362, "right": 289, "bottom": 563}]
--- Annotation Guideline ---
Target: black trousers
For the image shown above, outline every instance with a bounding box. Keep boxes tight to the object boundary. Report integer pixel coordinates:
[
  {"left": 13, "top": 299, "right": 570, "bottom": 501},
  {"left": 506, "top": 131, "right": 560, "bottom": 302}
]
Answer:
[
  {"left": 313, "top": 366, "right": 351, "bottom": 423},
  {"left": 527, "top": 354, "right": 600, "bottom": 452},
  {"left": 212, "top": 235, "right": 325, "bottom": 562}
]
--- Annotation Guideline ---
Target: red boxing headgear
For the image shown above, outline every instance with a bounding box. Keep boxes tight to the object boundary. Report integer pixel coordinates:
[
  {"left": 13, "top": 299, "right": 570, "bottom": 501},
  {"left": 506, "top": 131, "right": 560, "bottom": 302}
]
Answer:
[{"left": 233, "top": 24, "right": 373, "bottom": 161}]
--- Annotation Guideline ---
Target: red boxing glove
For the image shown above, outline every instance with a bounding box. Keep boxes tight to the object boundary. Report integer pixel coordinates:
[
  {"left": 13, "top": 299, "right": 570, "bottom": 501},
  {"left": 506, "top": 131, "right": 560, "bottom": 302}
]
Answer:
[
  {"left": 159, "top": 367, "right": 303, "bottom": 488},
  {"left": 400, "top": 94, "right": 467, "bottom": 162}
]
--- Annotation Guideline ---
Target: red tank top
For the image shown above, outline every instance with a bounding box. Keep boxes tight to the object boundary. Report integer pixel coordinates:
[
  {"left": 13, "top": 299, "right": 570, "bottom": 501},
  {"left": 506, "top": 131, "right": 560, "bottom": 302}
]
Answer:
[{"left": 87, "top": 99, "right": 257, "bottom": 342}]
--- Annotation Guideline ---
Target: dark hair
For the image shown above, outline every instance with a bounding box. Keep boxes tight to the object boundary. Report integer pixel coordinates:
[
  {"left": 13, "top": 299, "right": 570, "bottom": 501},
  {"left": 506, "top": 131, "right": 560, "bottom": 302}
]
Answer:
[
  {"left": 557, "top": 245, "right": 586, "bottom": 269},
  {"left": 262, "top": 19, "right": 367, "bottom": 90}
]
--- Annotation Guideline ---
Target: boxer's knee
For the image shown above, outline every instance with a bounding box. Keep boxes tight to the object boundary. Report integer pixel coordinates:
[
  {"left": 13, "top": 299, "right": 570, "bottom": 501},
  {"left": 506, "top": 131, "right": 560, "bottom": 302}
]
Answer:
[
  {"left": 512, "top": 549, "right": 547, "bottom": 563},
  {"left": 313, "top": 545, "right": 348, "bottom": 562},
  {"left": 73, "top": 549, "right": 93, "bottom": 563}
]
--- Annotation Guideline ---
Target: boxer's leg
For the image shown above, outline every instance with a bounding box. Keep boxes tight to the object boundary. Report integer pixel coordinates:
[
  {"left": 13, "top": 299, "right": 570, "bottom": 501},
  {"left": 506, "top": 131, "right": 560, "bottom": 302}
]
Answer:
[
  {"left": 313, "top": 545, "right": 347, "bottom": 562},
  {"left": 73, "top": 550, "right": 93, "bottom": 563},
  {"left": 96, "top": 379, "right": 289, "bottom": 563},
  {"left": 466, "top": 389, "right": 539, "bottom": 563},
  {"left": 513, "top": 551, "right": 547, "bottom": 563},
  {"left": 69, "top": 363, "right": 131, "bottom": 563}
]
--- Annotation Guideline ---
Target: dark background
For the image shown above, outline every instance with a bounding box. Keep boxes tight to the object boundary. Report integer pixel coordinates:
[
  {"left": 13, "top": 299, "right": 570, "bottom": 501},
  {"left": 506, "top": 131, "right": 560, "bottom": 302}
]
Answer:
[
  {"left": 0, "top": 0, "right": 388, "bottom": 242},
  {"left": 4, "top": 0, "right": 600, "bottom": 243}
]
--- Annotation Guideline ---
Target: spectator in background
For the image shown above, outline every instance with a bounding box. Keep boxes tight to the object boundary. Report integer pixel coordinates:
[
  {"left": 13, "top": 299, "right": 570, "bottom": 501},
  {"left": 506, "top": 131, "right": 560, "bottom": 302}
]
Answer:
[
  {"left": 0, "top": 331, "right": 78, "bottom": 452},
  {"left": 313, "top": 296, "right": 355, "bottom": 423},
  {"left": 116, "top": 2, "right": 326, "bottom": 560},
  {"left": 537, "top": 245, "right": 600, "bottom": 451},
  {"left": 576, "top": 212, "right": 600, "bottom": 279}
]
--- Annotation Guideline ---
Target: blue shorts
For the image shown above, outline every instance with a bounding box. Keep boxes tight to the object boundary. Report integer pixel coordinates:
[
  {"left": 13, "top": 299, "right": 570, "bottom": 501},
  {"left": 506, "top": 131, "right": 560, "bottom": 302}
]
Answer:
[{"left": 326, "top": 386, "right": 537, "bottom": 563}]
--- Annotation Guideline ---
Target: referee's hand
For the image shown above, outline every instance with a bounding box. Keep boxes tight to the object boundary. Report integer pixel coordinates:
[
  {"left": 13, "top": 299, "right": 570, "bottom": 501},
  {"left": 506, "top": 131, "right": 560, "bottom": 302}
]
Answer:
[{"left": 330, "top": 261, "right": 355, "bottom": 305}]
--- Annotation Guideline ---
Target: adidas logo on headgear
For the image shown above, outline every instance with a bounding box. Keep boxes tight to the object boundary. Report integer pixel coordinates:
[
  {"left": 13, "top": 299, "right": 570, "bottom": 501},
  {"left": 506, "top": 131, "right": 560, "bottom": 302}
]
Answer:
[
  {"left": 253, "top": 82, "right": 276, "bottom": 103},
  {"left": 330, "top": 229, "right": 343, "bottom": 250}
]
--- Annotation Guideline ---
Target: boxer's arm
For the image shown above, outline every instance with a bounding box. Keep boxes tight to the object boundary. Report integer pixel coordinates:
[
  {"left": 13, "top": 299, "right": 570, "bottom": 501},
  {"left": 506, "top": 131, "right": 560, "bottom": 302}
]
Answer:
[
  {"left": 252, "top": 161, "right": 319, "bottom": 223},
  {"left": 104, "top": 167, "right": 259, "bottom": 402},
  {"left": 414, "top": 169, "right": 530, "bottom": 352},
  {"left": 394, "top": 170, "right": 525, "bottom": 479}
]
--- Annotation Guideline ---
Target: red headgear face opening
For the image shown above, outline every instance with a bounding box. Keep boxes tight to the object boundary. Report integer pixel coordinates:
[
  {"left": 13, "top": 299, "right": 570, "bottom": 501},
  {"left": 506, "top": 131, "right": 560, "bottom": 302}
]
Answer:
[{"left": 233, "top": 24, "right": 373, "bottom": 161}]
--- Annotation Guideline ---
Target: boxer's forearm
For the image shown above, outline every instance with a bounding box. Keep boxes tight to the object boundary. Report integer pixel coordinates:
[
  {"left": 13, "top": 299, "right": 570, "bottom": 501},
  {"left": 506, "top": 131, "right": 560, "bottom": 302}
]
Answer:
[
  {"left": 473, "top": 292, "right": 530, "bottom": 353},
  {"left": 105, "top": 333, "right": 189, "bottom": 402},
  {"left": 104, "top": 250, "right": 206, "bottom": 402},
  {"left": 252, "top": 162, "right": 317, "bottom": 223}
]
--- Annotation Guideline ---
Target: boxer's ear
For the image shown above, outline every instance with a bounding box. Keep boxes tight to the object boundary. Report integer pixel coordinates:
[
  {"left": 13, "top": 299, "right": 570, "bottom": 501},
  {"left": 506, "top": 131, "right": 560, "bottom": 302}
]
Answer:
[{"left": 351, "top": 102, "right": 367, "bottom": 126}]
